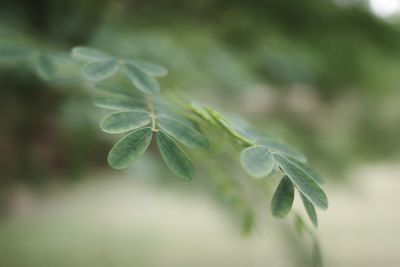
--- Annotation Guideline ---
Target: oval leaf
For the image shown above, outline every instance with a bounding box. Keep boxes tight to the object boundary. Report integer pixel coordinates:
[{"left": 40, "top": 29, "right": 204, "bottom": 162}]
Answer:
[
  {"left": 107, "top": 127, "right": 152, "bottom": 169},
  {"left": 275, "top": 154, "right": 328, "bottom": 210},
  {"left": 157, "top": 116, "right": 209, "bottom": 149},
  {"left": 124, "top": 63, "right": 160, "bottom": 94},
  {"left": 82, "top": 59, "right": 119, "bottom": 82},
  {"left": 94, "top": 96, "right": 146, "bottom": 111},
  {"left": 230, "top": 124, "right": 306, "bottom": 162},
  {"left": 156, "top": 130, "right": 194, "bottom": 181},
  {"left": 95, "top": 82, "right": 139, "bottom": 98},
  {"left": 287, "top": 157, "right": 323, "bottom": 185},
  {"left": 271, "top": 175, "right": 295, "bottom": 218},
  {"left": 240, "top": 145, "right": 275, "bottom": 178},
  {"left": 127, "top": 59, "right": 168, "bottom": 76},
  {"left": 71, "top": 47, "right": 112, "bottom": 61},
  {"left": 100, "top": 111, "right": 151, "bottom": 134},
  {"left": 300, "top": 193, "right": 318, "bottom": 228}
]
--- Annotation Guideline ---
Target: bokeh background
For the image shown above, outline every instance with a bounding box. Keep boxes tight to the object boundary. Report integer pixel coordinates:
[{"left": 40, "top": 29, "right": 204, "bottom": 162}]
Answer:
[{"left": 1, "top": 0, "right": 400, "bottom": 266}]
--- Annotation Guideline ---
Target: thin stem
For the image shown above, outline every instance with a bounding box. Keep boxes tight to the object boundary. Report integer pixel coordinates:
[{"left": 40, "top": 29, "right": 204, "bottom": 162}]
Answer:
[{"left": 146, "top": 95, "right": 158, "bottom": 132}]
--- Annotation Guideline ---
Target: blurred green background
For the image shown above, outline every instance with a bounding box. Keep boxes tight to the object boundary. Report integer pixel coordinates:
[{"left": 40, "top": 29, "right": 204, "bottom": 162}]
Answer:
[{"left": 0, "top": 0, "right": 399, "bottom": 266}]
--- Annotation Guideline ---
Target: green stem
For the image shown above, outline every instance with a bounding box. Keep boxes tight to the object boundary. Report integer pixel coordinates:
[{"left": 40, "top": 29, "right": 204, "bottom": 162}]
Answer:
[{"left": 146, "top": 96, "right": 157, "bottom": 132}]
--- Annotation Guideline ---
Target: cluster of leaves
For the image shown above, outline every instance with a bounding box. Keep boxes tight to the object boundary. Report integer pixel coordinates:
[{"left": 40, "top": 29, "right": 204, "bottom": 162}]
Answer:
[
  {"left": 1, "top": 40, "right": 328, "bottom": 265},
  {"left": 70, "top": 47, "right": 328, "bottom": 228},
  {"left": 71, "top": 47, "right": 211, "bottom": 181},
  {"left": 190, "top": 103, "right": 327, "bottom": 227},
  {"left": 0, "top": 41, "right": 73, "bottom": 81},
  {"left": 71, "top": 47, "right": 168, "bottom": 94},
  {"left": 70, "top": 47, "right": 329, "bottom": 226}
]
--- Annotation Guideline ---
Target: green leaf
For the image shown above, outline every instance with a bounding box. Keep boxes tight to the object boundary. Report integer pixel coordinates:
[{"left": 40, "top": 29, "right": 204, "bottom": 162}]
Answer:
[
  {"left": 271, "top": 175, "right": 295, "bottom": 218},
  {"left": 228, "top": 121, "right": 306, "bottom": 162},
  {"left": 124, "top": 63, "right": 160, "bottom": 94},
  {"left": 35, "top": 53, "right": 57, "bottom": 80},
  {"left": 259, "top": 137, "right": 306, "bottom": 162},
  {"left": 190, "top": 102, "right": 216, "bottom": 125},
  {"left": 267, "top": 163, "right": 280, "bottom": 179},
  {"left": 300, "top": 193, "right": 318, "bottom": 227},
  {"left": 126, "top": 59, "right": 168, "bottom": 77},
  {"left": 82, "top": 59, "right": 119, "bottom": 82},
  {"left": 206, "top": 108, "right": 255, "bottom": 145},
  {"left": 151, "top": 97, "right": 176, "bottom": 114},
  {"left": 240, "top": 145, "right": 275, "bottom": 178},
  {"left": 157, "top": 116, "right": 209, "bottom": 149},
  {"left": 275, "top": 154, "right": 328, "bottom": 210},
  {"left": 94, "top": 96, "right": 146, "bottom": 111},
  {"left": 157, "top": 113, "right": 196, "bottom": 128},
  {"left": 95, "top": 82, "right": 139, "bottom": 98},
  {"left": 71, "top": 47, "right": 112, "bottom": 61},
  {"left": 156, "top": 130, "right": 194, "bottom": 181},
  {"left": 288, "top": 157, "right": 324, "bottom": 184},
  {"left": 100, "top": 111, "right": 151, "bottom": 134},
  {"left": 107, "top": 127, "right": 152, "bottom": 169}
]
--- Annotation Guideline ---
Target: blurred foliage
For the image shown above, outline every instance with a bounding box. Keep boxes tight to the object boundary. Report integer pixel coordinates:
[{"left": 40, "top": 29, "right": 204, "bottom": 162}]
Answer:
[
  {"left": 1, "top": 1, "right": 400, "bottom": 266},
  {"left": 1, "top": 0, "right": 400, "bottom": 195}
]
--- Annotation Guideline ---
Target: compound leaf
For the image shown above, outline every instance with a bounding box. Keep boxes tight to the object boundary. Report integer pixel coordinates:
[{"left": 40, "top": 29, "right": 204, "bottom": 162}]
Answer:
[
  {"left": 259, "top": 137, "right": 306, "bottom": 162},
  {"left": 156, "top": 130, "right": 194, "bottom": 181},
  {"left": 107, "top": 127, "right": 152, "bottom": 169},
  {"left": 275, "top": 154, "right": 328, "bottom": 210},
  {"left": 95, "top": 82, "right": 139, "bottom": 98},
  {"left": 100, "top": 111, "right": 151, "bottom": 134},
  {"left": 82, "top": 59, "right": 119, "bottom": 82},
  {"left": 124, "top": 63, "right": 160, "bottom": 94},
  {"left": 94, "top": 96, "right": 146, "bottom": 111},
  {"left": 240, "top": 145, "right": 275, "bottom": 178},
  {"left": 288, "top": 157, "right": 324, "bottom": 185},
  {"left": 127, "top": 59, "right": 168, "bottom": 77},
  {"left": 157, "top": 116, "right": 209, "bottom": 149},
  {"left": 71, "top": 47, "right": 112, "bottom": 61},
  {"left": 271, "top": 175, "right": 295, "bottom": 218}
]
